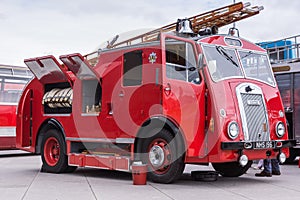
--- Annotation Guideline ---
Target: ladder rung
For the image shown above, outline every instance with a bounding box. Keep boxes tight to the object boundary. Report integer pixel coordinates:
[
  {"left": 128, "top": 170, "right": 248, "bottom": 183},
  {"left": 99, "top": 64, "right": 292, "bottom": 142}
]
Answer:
[{"left": 109, "top": 2, "right": 262, "bottom": 49}]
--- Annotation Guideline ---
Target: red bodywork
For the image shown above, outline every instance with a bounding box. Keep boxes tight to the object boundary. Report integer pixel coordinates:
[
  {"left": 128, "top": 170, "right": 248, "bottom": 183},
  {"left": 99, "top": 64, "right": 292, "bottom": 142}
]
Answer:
[
  {"left": 0, "top": 105, "right": 17, "bottom": 149},
  {"left": 0, "top": 70, "right": 30, "bottom": 149},
  {"left": 16, "top": 34, "right": 293, "bottom": 173}
]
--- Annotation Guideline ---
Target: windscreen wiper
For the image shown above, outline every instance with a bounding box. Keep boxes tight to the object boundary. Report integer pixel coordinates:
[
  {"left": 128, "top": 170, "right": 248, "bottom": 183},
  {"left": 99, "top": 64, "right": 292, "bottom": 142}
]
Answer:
[
  {"left": 216, "top": 46, "right": 239, "bottom": 67},
  {"left": 241, "top": 51, "right": 253, "bottom": 59}
]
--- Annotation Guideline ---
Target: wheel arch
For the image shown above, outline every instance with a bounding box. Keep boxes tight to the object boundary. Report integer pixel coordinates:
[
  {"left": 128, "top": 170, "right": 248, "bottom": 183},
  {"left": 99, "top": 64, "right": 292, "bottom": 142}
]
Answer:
[
  {"left": 35, "top": 118, "right": 66, "bottom": 154},
  {"left": 134, "top": 116, "right": 186, "bottom": 160}
]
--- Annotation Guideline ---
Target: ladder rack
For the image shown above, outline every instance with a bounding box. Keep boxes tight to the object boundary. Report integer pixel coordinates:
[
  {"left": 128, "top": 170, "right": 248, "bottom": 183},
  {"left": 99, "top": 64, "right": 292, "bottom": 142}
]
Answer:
[
  {"left": 85, "top": 2, "right": 263, "bottom": 64},
  {"left": 109, "top": 2, "right": 263, "bottom": 49}
]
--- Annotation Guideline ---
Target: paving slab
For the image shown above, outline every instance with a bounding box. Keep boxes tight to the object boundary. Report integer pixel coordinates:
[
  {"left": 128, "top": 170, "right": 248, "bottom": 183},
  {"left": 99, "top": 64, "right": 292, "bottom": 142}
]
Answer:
[{"left": 1, "top": 154, "right": 300, "bottom": 200}]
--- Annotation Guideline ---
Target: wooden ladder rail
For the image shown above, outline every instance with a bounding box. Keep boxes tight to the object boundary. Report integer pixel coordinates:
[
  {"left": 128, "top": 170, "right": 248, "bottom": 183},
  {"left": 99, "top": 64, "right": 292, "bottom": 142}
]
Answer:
[
  {"left": 109, "top": 2, "right": 263, "bottom": 49},
  {"left": 84, "top": 2, "right": 263, "bottom": 65}
]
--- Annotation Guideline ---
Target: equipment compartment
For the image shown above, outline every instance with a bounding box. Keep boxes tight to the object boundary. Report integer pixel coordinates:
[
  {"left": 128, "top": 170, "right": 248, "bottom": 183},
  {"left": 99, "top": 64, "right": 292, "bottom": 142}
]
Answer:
[{"left": 43, "top": 82, "right": 72, "bottom": 114}]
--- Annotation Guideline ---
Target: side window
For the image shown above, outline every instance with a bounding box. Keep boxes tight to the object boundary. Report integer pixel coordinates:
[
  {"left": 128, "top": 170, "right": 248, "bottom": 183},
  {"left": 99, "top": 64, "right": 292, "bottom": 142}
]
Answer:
[
  {"left": 166, "top": 40, "right": 200, "bottom": 84},
  {"left": 123, "top": 50, "right": 143, "bottom": 86},
  {"left": 82, "top": 79, "right": 102, "bottom": 114},
  {"left": 187, "top": 43, "right": 200, "bottom": 84},
  {"left": 0, "top": 78, "right": 26, "bottom": 104},
  {"left": 166, "top": 41, "right": 187, "bottom": 82}
]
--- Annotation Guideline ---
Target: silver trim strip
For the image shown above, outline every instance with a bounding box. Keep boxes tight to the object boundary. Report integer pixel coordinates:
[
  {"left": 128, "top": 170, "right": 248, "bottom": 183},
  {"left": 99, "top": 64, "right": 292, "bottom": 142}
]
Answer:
[
  {"left": 66, "top": 137, "right": 134, "bottom": 144},
  {"left": 0, "top": 102, "right": 18, "bottom": 106},
  {"left": 116, "top": 138, "right": 135, "bottom": 144},
  {"left": 155, "top": 68, "right": 159, "bottom": 86},
  {"left": 43, "top": 114, "right": 71, "bottom": 117},
  {"left": 66, "top": 137, "right": 115, "bottom": 143},
  {"left": 0, "top": 127, "right": 16, "bottom": 137},
  {"left": 81, "top": 113, "right": 99, "bottom": 117}
]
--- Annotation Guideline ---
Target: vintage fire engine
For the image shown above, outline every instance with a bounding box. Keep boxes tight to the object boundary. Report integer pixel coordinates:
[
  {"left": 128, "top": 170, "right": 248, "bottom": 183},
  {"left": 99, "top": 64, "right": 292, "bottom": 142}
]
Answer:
[{"left": 16, "top": 2, "right": 295, "bottom": 183}]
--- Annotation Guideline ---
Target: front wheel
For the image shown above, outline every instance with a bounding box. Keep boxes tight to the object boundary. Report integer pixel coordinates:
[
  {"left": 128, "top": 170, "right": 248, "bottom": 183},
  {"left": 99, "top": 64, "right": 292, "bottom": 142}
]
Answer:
[
  {"left": 285, "top": 148, "right": 299, "bottom": 163},
  {"left": 212, "top": 161, "right": 253, "bottom": 177},
  {"left": 41, "top": 129, "right": 76, "bottom": 173},
  {"left": 140, "top": 129, "right": 185, "bottom": 184}
]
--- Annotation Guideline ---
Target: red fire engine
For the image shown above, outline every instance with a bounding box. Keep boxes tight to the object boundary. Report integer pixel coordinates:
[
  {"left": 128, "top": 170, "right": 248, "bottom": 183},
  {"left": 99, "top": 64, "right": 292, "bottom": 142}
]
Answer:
[
  {"left": 16, "top": 2, "right": 295, "bottom": 183},
  {"left": 0, "top": 65, "right": 32, "bottom": 149}
]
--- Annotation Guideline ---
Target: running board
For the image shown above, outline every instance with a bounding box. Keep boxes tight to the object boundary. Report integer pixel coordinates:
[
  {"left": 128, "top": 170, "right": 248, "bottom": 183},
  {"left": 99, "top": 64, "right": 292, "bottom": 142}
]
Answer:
[{"left": 68, "top": 153, "right": 131, "bottom": 172}]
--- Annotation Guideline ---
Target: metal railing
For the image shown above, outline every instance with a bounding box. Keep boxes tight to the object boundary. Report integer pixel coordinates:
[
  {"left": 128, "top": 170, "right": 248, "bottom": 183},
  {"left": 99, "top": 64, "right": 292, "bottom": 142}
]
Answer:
[{"left": 258, "top": 35, "right": 300, "bottom": 64}]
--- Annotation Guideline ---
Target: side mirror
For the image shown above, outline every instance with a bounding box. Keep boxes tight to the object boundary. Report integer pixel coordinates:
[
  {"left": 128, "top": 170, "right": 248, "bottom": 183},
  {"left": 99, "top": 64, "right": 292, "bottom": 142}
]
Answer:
[{"left": 198, "top": 53, "right": 206, "bottom": 68}]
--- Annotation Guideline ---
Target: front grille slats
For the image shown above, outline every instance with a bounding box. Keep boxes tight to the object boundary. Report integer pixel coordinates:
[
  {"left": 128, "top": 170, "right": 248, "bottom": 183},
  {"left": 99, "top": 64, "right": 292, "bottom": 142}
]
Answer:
[{"left": 240, "top": 93, "right": 269, "bottom": 141}]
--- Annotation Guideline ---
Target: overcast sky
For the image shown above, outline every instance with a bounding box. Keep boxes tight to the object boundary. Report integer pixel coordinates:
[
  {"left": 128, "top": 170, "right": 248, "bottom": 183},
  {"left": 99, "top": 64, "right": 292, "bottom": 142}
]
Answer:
[{"left": 0, "top": 0, "right": 300, "bottom": 66}]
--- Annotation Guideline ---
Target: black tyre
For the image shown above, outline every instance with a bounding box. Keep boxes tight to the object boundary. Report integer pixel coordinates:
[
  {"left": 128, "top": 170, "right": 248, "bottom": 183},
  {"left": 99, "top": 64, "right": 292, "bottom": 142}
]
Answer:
[
  {"left": 140, "top": 129, "right": 185, "bottom": 183},
  {"left": 285, "top": 148, "right": 299, "bottom": 164},
  {"left": 41, "top": 129, "right": 76, "bottom": 173},
  {"left": 212, "top": 161, "right": 253, "bottom": 177}
]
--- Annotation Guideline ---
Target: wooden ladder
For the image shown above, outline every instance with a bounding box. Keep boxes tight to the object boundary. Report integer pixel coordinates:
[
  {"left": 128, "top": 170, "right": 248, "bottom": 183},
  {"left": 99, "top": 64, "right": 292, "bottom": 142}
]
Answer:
[
  {"left": 85, "top": 2, "right": 263, "bottom": 65},
  {"left": 109, "top": 2, "right": 263, "bottom": 48}
]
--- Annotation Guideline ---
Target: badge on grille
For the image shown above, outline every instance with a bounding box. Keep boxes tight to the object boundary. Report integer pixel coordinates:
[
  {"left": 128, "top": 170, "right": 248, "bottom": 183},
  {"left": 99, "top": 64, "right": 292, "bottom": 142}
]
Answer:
[{"left": 247, "top": 100, "right": 261, "bottom": 106}]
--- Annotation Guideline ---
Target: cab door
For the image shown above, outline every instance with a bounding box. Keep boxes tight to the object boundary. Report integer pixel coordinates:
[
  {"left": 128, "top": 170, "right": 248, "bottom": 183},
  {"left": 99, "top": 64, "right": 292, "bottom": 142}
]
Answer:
[
  {"left": 111, "top": 48, "right": 163, "bottom": 139},
  {"left": 160, "top": 34, "right": 206, "bottom": 158}
]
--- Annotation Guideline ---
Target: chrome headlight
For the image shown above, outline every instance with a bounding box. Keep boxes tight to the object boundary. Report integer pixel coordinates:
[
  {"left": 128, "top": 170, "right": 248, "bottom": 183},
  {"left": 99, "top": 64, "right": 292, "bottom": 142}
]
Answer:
[
  {"left": 227, "top": 121, "right": 239, "bottom": 140},
  {"left": 276, "top": 122, "right": 285, "bottom": 138}
]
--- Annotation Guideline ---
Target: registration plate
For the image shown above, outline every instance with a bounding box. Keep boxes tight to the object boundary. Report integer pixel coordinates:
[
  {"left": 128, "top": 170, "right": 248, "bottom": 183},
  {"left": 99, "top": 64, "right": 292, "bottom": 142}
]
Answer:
[{"left": 253, "top": 141, "right": 275, "bottom": 149}]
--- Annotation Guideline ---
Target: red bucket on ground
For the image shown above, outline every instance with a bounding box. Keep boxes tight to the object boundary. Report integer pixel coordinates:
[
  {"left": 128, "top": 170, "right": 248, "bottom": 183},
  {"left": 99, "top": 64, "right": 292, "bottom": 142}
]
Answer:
[{"left": 132, "top": 162, "right": 147, "bottom": 185}]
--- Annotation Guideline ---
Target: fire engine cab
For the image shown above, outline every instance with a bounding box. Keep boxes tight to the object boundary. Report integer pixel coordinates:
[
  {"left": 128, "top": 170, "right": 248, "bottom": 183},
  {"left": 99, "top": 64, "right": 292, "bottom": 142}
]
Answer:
[{"left": 16, "top": 2, "right": 295, "bottom": 183}]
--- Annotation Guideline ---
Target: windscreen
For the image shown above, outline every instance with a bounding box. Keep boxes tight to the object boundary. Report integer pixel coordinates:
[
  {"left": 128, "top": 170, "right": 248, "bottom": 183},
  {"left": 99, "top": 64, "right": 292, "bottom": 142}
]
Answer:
[
  {"left": 239, "top": 51, "right": 275, "bottom": 86},
  {"left": 203, "top": 45, "right": 243, "bottom": 82},
  {"left": 202, "top": 45, "right": 276, "bottom": 86}
]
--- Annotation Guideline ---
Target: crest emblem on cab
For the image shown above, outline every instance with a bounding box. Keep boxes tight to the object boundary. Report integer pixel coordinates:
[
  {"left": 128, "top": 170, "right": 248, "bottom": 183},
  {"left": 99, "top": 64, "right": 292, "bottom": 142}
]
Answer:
[{"left": 149, "top": 52, "right": 157, "bottom": 64}]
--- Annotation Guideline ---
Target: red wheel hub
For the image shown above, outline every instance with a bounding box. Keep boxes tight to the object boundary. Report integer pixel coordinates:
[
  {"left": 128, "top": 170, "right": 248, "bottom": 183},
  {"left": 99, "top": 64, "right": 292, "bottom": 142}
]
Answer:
[
  {"left": 148, "top": 138, "right": 172, "bottom": 174},
  {"left": 44, "top": 137, "right": 60, "bottom": 166}
]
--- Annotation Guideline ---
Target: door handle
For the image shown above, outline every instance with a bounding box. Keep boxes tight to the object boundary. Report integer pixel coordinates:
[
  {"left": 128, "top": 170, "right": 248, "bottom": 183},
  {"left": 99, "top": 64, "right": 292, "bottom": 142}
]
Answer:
[
  {"left": 164, "top": 87, "right": 171, "bottom": 92},
  {"left": 119, "top": 91, "right": 125, "bottom": 97},
  {"left": 164, "top": 83, "right": 171, "bottom": 95}
]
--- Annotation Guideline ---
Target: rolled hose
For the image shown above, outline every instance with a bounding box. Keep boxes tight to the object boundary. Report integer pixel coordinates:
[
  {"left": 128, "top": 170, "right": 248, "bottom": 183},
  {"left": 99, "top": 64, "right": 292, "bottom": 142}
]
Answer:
[{"left": 42, "top": 88, "right": 73, "bottom": 108}]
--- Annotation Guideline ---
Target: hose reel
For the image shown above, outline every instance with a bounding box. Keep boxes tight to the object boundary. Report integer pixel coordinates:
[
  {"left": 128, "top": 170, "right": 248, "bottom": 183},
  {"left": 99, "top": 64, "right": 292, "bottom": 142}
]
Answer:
[{"left": 42, "top": 88, "right": 73, "bottom": 108}]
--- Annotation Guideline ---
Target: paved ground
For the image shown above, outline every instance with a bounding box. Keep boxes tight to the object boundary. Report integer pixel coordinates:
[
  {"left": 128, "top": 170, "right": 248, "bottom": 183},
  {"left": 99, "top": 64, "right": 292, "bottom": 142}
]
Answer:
[{"left": 1, "top": 151, "right": 300, "bottom": 200}]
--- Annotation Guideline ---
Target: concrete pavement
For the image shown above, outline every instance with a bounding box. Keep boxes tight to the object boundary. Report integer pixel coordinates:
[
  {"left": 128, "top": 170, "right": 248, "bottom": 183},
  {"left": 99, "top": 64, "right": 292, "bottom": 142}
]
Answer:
[{"left": 1, "top": 152, "right": 300, "bottom": 200}]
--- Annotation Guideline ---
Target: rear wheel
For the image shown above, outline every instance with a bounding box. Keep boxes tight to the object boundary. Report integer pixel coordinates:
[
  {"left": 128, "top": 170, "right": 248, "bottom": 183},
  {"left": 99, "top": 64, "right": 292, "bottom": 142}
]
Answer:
[
  {"left": 41, "top": 129, "right": 76, "bottom": 173},
  {"left": 140, "top": 129, "right": 184, "bottom": 184},
  {"left": 212, "top": 161, "right": 253, "bottom": 177}
]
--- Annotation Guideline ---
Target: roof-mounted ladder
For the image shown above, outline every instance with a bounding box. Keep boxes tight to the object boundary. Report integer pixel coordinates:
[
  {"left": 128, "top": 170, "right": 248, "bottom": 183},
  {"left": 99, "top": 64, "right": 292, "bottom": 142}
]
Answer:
[
  {"left": 85, "top": 2, "right": 263, "bottom": 64},
  {"left": 109, "top": 2, "right": 263, "bottom": 49}
]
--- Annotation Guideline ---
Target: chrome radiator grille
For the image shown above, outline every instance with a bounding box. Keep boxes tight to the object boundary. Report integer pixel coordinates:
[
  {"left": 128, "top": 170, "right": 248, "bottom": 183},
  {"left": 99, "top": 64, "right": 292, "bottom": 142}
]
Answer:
[
  {"left": 236, "top": 83, "right": 270, "bottom": 142},
  {"left": 241, "top": 93, "right": 269, "bottom": 141}
]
